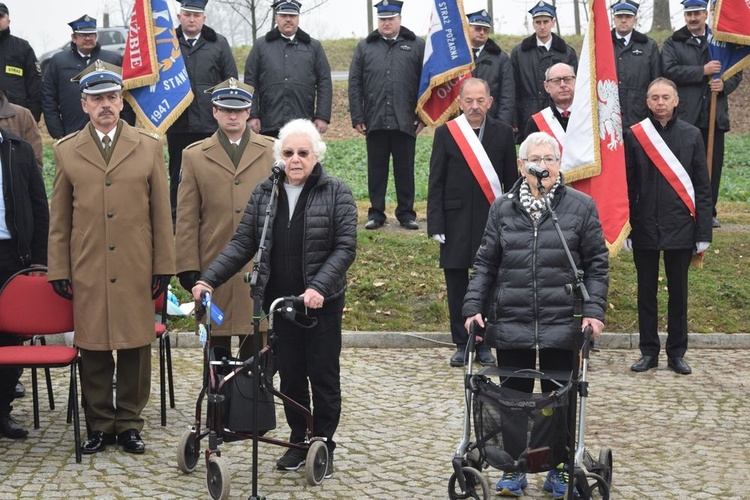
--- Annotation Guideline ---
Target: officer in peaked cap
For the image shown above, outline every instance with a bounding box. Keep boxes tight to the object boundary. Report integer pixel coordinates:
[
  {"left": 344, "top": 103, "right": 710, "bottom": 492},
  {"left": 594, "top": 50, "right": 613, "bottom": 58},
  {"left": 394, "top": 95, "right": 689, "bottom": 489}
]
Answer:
[
  {"left": 205, "top": 77, "right": 254, "bottom": 109},
  {"left": 180, "top": 0, "right": 208, "bottom": 13},
  {"left": 68, "top": 14, "right": 98, "bottom": 34},
  {"left": 528, "top": 1, "right": 556, "bottom": 18},
  {"left": 681, "top": 0, "right": 708, "bottom": 11},
  {"left": 374, "top": 0, "right": 403, "bottom": 18},
  {"left": 272, "top": 0, "right": 301, "bottom": 14},
  {"left": 70, "top": 60, "right": 123, "bottom": 95},
  {"left": 611, "top": 0, "right": 639, "bottom": 15},
  {"left": 466, "top": 9, "right": 492, "bottom": 29}
]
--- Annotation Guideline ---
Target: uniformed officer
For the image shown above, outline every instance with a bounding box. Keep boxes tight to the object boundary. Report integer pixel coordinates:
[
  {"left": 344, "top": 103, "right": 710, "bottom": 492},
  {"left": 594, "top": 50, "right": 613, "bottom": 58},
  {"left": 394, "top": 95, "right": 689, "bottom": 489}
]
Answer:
[
  {"left": 42, "top": 14, "right": 134, "bottom": 140},
  {"left": 176, "top": 78, "right": 274, "bottom": 360},
  {"left": 47, "top": 61, "right": 175, "bottom": 455},
  {"left": 0, "top": 3, "right": 42, "bottom": 121},
  {"left": 510, "top": 1, "right": 577, "bottom": 143}
]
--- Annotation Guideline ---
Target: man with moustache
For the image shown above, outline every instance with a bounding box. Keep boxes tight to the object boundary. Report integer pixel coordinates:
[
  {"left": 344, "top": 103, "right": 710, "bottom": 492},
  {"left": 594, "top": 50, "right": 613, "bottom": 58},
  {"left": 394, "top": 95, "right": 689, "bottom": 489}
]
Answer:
[
  {"left": 167, "top": 0, "right": 237, "bottom": 225},
  {"left": 427, "top": 78, "right": 517, "bottom": 367},
  {"left": 524, "top": 63, "right": 576, "bottom": 143},
  {"left": 243, "top": 0, "right": 332, "bottom": 138},
  {"left": 349, "top": 0, "right": 425, "bottom": 230},
  {"left": 175, "top": 78, "right": 274, "bottom": 360},
  {"left": 42, "top": 15, "right": 134, "bottom": 140},
  {"left": 661, "top": 0, "right": 743, "bottom": 229},
  {"left": 625, "top": 77, "right": 712, "bottom": 375},
  {"left": 48, "top": 61, "right": 175, "bottom": 455},
  {"left": 610, "top": 0, "right": 661, "bottom": 128},
  {"left": 465, "top": 10, "right": 514, "bottom": 126},
  {"left": 511, "top": 1, "right": 577, "bottom": 143}
]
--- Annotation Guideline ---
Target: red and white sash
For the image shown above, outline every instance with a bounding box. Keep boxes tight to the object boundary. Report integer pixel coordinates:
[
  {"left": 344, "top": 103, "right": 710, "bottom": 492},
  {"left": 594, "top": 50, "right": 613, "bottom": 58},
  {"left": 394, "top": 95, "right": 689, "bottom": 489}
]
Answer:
[
  {"left": 446, "top": 114, "right": 503, "bottom": 204},
  {"left": 630, "top": 118, "right": 696, "bottom": 220},
  {"left": 531, "top": 107, "right": 566, "bottom": 154}
]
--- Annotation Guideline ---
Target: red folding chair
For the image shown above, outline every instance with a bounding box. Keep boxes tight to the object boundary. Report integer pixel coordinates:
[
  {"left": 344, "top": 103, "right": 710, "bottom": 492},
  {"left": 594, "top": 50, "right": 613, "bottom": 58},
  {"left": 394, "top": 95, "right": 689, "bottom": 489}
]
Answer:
[
  {"left": 0, "top": 267, "right": 82, "bottom": 462},
  {"left": 154, "top": 291, "right": 175, "bottom": 426}
]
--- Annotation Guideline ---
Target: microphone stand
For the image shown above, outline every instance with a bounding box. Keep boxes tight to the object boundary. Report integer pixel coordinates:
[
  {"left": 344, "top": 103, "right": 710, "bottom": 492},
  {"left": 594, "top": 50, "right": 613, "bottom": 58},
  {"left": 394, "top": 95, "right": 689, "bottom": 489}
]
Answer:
[
  {"left": 246, "top": 168, "right": 281, "bottom": 500},
  {"left": 535, "top": 176, "right": 589, "bottom": 500}
]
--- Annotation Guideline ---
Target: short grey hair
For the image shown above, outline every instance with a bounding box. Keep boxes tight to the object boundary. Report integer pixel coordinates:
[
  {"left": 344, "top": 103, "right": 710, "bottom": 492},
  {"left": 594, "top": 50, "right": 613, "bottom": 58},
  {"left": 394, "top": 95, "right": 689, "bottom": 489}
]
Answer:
[
  {"left": 519, "top": 132, "right": 561, "bottom": 160},
  {"left": 273, "top": 118, "right": 327, "bottom": 163},
  {"left": 459, "top": 77, "right": 490, "bottom": 98}
]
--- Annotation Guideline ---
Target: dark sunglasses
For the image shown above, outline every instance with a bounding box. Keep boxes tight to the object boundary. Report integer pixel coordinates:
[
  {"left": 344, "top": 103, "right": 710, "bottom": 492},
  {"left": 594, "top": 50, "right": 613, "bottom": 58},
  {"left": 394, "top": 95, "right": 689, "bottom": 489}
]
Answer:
[{"left": 281, "top": 149, "right": 311, "bottom": 159}]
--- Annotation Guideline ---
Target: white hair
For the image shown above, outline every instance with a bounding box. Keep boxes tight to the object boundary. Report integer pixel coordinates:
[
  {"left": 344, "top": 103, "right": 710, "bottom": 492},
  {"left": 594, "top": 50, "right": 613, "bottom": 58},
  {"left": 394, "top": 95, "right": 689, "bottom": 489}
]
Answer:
[
  {"left": 273, "top": 118, "right": 327, "bottom": 162},
  {"left": 519, "top": 132, "right": 561, "bottom": 160}
]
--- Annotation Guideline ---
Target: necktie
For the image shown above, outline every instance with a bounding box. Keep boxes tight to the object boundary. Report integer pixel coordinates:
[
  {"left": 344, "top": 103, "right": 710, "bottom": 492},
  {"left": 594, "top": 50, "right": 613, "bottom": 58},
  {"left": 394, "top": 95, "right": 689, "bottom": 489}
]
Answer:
[
  {"left": 386, "top": 38, "right": 396, "bottom": 46},
  {"left": 561, "top": 110, "right": 570, "bottom": 118},
  {"left": 472, "top": 48, "right": 479, "bottom": 59},
  {"left": 618, "top": 38, "right": 627, "bottom": 47},
  {"left": 102, "top": 136, "right": 112, "bottom": 161},
  {"left": 187, "top": 38, "right": 196, "bottom": 47}
]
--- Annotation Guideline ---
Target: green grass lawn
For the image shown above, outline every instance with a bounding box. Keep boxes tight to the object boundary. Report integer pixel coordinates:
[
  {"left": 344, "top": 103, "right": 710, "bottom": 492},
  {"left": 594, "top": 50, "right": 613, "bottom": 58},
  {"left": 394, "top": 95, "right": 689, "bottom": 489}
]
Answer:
[{"left": 41, "top": 134, "right": 750, "bottom": 333}]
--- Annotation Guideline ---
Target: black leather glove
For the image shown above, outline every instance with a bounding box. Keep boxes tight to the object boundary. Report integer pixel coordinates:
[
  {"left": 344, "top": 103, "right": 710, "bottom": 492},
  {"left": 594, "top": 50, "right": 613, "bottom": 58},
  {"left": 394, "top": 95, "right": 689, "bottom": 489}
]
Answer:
[
  {"left": 50, "top": 279, "right": 73, "bottom": 300},
  {"left": 151, "top": 275, "right": 171, "bottom": 300},
  {"left": 177, "top": 271, "right": 200, "bottom": 293}
]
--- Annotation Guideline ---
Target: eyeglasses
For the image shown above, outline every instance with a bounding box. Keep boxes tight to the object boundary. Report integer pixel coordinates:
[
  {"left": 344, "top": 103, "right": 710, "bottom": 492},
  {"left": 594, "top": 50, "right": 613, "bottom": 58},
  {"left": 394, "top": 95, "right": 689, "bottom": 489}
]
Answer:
[
  {"left": 75, "top": 33, "right": 97, "bottom": 39},
  {"left": 546, "top": 76, "right": 576, "bottom": 85},
  {"left": 281, "top": 149, "right": 311, "bottom": 159},
  {"left": 524, "top": 156, "right": 559, "bottom": 165}
]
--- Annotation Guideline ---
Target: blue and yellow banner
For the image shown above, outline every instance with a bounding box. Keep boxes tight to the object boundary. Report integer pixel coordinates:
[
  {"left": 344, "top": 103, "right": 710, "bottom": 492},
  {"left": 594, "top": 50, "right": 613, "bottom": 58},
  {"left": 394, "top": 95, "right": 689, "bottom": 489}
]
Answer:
[{"left": 122, "top": 0, "right": 193, "bottom": 134}]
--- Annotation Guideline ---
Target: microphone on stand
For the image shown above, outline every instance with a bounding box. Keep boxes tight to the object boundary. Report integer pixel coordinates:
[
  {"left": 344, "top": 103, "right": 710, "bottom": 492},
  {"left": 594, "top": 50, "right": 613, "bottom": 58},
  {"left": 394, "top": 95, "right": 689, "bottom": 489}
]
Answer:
[
  {"left": 525, "top": 162, "right": 550, "bottom": 179},
  {"left": 272, "top": 160, "right": 285, "bottom": 176}
]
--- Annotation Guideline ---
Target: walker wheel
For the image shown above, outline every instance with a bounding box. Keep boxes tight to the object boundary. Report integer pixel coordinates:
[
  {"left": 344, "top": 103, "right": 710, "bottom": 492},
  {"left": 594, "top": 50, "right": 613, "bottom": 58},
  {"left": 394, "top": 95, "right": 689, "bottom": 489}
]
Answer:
[
  {"left": 599, "top": 447, "right": 613, "bottom": 488},
  {"left": 448, "top": 466, "right": 490, "bottom": 500},
  {"left": 206, "top": 455, "right": 230, "bottom": 500},
  {"left": 305, "top": 441, "right": 328, "bottom": 485},
  {"left": 176, "top": 429, "right": 199, "bottom": 473}
]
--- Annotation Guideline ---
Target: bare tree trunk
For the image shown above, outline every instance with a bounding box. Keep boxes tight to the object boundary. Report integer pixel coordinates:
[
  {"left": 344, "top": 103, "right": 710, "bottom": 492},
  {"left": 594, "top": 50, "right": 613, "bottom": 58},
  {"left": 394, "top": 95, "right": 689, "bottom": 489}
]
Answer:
[
  {"left": 652, "top": 0, "right": 672, "bottom": 31},
  {"left": 573, "top": 0, "right": 581, "bottom": 35},
  {"left": 367, "top": 0, "right": 373, "bottom": 35},
  {"left": 487, "top": 0, "right": 494, "bottom": 35}
]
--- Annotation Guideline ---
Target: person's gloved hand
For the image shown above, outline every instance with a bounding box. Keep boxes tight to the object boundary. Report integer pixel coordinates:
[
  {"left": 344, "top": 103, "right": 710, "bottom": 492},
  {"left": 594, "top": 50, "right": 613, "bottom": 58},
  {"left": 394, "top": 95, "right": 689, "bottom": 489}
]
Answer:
[
  {"left": 151, "top": 275, "right": 171, "bottom": 300},
  {"left": 621, "top": 238, "right": 632, "bottom": 252},
  {"left": 432, "top": 234, "right": 446, "bottom": 244},
  {"left": 50, "top": 279, "right": 73, "bottom": 300},
  {"left": 695, "top": 242, "right": 710, "bottom": 254},
  {"left": 177, "top": 271, "right": 200, "bottom": 292}
]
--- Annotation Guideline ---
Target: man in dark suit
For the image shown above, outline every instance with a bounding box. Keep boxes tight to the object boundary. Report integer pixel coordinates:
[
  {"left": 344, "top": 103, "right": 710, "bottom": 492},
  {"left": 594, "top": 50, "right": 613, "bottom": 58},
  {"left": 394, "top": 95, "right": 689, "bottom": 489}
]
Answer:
[{"left": 427, "top": 78, "right": 518, "bottom": 367}]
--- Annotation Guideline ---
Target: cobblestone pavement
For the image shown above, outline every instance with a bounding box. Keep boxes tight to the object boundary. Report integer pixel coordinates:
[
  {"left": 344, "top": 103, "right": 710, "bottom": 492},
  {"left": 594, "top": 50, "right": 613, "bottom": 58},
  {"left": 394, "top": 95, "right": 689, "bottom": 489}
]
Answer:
[{"left": 1, "top": 347, "right": 748, "bottom": 499}]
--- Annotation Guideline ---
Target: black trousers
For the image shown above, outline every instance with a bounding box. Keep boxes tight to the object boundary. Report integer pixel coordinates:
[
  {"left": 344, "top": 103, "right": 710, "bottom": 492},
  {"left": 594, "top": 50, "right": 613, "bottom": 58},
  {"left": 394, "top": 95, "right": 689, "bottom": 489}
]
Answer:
[
  {"left": 167, "top": 132, "right": 213, "bottom": 225},
  {"left": 445, "top": 268, "right": 471, "bottom": 346},
  {"left": 700, "top": 128, "right": 725, "bottom": 218},
  {"left": 0, "top": 239, "right": 24, "bottom": 414},
  {"left": 633, "top": 248, "right": 693, "bottom": 358},
  {"left": 273, "top": 311, "right": 342, "bottom": 452},
  {"left": 365, "top": 130, "right": 416, "bottom": 224}
]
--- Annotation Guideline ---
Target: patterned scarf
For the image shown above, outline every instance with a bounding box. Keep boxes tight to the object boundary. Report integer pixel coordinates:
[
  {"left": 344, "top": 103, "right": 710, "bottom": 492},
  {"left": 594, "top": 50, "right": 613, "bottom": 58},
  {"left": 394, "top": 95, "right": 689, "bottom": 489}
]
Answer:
[{"left": 519, "top": 177, "right": 561, "bottom": 220}]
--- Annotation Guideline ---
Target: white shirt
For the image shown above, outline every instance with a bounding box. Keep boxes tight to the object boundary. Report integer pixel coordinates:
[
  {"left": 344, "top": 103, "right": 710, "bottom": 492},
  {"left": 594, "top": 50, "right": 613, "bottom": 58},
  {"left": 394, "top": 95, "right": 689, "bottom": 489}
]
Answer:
[
  {"left": 0, "top": 131, "right": 9, "bottom": 239},
  {"left": 617, "top": 33, "right": 632, "bottom": 46},
  {"left": 94, "top": 126, "right": 117, "bottom": 151},
  {"left": 536, "top": 38, "right": 552, "bottom": 50},
  {"left": 283, "top": 182, "right": 303, "bottom": 217}
]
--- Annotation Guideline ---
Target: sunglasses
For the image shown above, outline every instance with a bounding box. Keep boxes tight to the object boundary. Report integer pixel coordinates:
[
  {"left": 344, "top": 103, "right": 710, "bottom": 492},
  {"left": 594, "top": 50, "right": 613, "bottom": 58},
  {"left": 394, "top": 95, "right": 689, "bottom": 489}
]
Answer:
[{"left": 281, "top": 149, "right": 311, "bottom": 159}]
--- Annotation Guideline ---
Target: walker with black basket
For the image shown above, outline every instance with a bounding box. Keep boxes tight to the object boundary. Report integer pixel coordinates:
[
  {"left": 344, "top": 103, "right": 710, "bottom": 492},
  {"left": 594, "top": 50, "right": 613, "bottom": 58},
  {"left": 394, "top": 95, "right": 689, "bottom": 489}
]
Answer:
[
  {"left": 175, "top": 165, "right": 328, "bottom": 500},
  {"left": 448, "top": 172, "right": 614, "bottom": 500}
]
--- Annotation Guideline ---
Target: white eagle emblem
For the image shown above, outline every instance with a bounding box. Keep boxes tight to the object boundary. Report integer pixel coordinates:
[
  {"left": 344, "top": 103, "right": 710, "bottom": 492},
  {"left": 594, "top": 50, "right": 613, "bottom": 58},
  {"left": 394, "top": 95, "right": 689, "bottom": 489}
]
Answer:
[{"left": 597, "top": 79, "right": 623, "bottom": 151}]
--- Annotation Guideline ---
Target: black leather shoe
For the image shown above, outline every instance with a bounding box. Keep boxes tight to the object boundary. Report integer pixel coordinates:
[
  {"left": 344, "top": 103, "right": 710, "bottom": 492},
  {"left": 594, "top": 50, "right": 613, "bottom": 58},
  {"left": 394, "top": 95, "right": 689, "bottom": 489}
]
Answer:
[
  {"left": 668, "top": 357, "right": 692, "bottom": 375},
  {"left": 365, "top": 219, "right": 383, "bottom": 230},
  {"left": 400, "top": 219, "right": 419, "bottom": 230},
  {"left": 81, "top": 430, "right": 116, "bottom": 453},
  {"left": 14, "top": 382, "right": 25, "bottom": 398},
  {"left": 475, "top": 347, "right": 496, "bottom": 366},
  {"left": 712, "top": 217, "right": 721, "bottom": 228},
  {"left": 631, "top": 355, "right": 658, "bottom": 372},
  {"left": 449, "top": 346, "right": 468, "bottom": 367},
  {"left": 0, "top": 412, "right": 28, "bottom": 439},
  {"left": 118, "top": 429, "right": 146, "bottom": 454}
]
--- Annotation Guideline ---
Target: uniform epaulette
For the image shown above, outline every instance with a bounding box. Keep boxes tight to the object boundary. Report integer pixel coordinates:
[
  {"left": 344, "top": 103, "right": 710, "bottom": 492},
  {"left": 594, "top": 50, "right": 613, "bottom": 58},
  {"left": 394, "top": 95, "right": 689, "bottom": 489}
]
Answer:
[
  {"left": 137, "top": 129, "right": 160, "bottom": 141},
  {"left": 184, "top": 140, "right": 203, "bottom": 150},
  {"left": 56, "top": 131, "right": 79, "bottom": 145}
]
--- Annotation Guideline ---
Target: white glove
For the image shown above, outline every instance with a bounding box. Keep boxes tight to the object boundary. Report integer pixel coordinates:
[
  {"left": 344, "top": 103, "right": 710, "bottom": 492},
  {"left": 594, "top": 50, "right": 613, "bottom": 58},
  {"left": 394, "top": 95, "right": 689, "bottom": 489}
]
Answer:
[
  {"left": 432, "top": 234, "right": 446, "bottom": 244},
  {"left": 695, "top": 242, "right": 710, "bottom": 254},
  {"left": 621, "top": 238, "right": 632, "bottom": 252}
]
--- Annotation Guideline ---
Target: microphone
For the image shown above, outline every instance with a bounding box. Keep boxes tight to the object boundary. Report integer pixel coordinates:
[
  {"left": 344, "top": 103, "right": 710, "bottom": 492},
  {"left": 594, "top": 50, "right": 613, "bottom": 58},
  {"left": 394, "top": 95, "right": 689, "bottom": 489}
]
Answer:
[
  {"left": 272, "top": 160, "right": 285, "bottom": 176},
  {"left": 525, "top": 162, "right": 550, "bottom": 179}
]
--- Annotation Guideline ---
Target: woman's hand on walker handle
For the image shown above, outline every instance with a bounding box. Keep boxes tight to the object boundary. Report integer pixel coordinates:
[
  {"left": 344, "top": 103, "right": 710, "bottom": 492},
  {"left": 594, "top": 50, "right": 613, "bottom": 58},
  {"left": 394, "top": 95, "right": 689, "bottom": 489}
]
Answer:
[
  {"left": 191, "top": 282, "right": 213, "bottom": 303},
  {"left": 582, "top": 317, "right": 604, "bottom": 338},
  {"left": 464, "top": 313, "right": 485, "bottom": 335},
  {"left": 302, "top": 288, "right": 325, "bottom": 309}
]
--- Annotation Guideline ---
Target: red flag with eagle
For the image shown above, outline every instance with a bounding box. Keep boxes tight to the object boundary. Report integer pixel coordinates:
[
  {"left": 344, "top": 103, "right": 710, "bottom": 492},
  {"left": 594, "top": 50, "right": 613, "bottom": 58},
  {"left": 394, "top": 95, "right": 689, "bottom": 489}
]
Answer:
[{"left": 560, "top": 0, "right": 629, "bottom": 255}]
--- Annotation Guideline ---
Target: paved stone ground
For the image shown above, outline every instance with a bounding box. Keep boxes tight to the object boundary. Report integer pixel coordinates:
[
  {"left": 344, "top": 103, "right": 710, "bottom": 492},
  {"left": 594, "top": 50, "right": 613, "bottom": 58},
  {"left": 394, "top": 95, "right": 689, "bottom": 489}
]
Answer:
[{"left": 1, "top": 347, "right": 748, "bottom": 499}]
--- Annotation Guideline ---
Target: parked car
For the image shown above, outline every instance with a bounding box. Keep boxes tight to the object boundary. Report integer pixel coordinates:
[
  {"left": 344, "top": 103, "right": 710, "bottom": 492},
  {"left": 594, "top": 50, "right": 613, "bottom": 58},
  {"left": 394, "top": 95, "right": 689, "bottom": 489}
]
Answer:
[{"left": 39, "top": 26, "right": 128, "bottom": 75}]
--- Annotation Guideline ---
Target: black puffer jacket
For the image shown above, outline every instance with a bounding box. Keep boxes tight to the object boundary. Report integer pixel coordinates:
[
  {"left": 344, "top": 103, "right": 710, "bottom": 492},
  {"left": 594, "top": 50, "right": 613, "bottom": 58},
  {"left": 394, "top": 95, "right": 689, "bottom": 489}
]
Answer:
[
  {"left": 200, "top": 164, "right": 357, "bottom": 305},
  {"left": 462, "top": 179, "right": 609, "bottom": 351}
]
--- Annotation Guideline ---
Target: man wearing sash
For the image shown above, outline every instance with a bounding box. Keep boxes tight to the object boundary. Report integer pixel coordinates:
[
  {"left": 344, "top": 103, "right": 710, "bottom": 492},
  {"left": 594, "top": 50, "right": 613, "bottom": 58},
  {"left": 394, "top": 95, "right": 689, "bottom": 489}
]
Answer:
[
  {"left": 625, "top": 78, "right": 712, "bottom": 375},
  {"left": 524, "top": 62, "right": 575, "bottom": 143},
  {"left": 427, "top": 78, "right": 517, "bottom": 367}
]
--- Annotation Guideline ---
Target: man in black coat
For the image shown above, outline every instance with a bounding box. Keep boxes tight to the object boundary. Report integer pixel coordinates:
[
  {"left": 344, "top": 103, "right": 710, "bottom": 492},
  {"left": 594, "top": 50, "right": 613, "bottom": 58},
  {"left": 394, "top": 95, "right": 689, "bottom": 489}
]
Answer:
[
  {"left": 0, "top": 127, "right": 49, "bottom": 439},
  {"left": 0, "top": 3, "right": 42, "bottom": 122},
  {"left": 661, "top": 0, "right": 743, "bottom": 228},
  {"left": 427, "top": 78, "right": 517, "bottom": 367},
  {"left": 41, "top": 15, "right": 134, "bottom": 140},
  {"left": 465, "top": 10, "right": 514, "bottom": 126},
  {"left": 511, "top": 1, "right": 577, "bottom": 143},
  {"left": 524, "top": 63, "right": 575, "bottom": 140},
  {"left": 610, "top": 0, "right": 661, "bottom": 129},
  {"left": 625, "top": 78, "right": 712, "bottom": 375}
]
